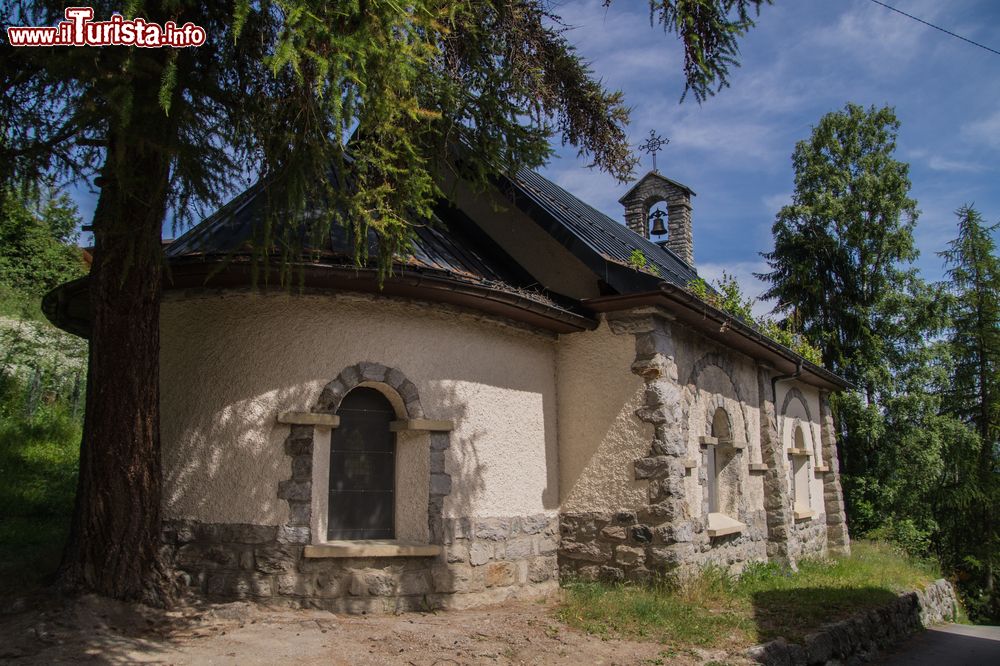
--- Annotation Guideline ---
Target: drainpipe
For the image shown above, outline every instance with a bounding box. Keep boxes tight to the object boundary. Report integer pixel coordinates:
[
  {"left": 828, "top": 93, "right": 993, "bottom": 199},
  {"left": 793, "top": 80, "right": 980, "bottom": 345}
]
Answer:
[{"left": 771, "top": 359, "right": 803, "bottom": 402}]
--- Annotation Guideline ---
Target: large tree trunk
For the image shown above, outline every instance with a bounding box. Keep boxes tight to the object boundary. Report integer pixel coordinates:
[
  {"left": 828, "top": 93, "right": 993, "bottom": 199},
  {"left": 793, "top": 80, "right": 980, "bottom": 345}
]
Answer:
[{"left": 59, "top": 77, "right": 175, "bottom": 606}]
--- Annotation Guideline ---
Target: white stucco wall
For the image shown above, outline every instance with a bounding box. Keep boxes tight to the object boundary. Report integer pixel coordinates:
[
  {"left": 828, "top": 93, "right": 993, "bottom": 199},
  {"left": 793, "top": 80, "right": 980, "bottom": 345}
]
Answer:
[
  {"left": 556, "top": 319, "right": 652, "bottom": 512},
  {"left": 159, "top": 292, "right": 560, "bottom": 526},
  {"left": 776, "top": 381, "right": 825, "bottom": 514}
]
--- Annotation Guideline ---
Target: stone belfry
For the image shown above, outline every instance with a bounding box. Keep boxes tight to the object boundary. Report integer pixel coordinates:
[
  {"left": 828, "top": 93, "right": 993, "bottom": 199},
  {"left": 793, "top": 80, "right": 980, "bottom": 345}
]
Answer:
[{"left": 619, "top": 131, "right": 696, "bottom": 265}]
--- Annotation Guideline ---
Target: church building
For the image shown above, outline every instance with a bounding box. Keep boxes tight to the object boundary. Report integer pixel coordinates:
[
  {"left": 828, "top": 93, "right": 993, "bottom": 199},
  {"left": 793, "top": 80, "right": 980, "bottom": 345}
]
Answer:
[{"left": 46, "top": 165, "right": 851, "bottom": 612}]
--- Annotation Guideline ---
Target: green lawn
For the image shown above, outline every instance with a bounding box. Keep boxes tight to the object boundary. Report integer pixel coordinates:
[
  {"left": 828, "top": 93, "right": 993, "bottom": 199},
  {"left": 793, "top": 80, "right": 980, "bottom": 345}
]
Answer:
[
  {"left": 559, "top": 541, "right": 943, "bottom": 650},
  {"left": 0, "top": 403, "right": 80, "bottom": 594}
]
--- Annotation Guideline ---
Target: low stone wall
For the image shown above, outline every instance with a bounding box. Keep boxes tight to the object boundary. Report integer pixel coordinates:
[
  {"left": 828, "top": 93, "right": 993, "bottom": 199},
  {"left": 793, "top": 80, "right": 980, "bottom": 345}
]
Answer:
[
  {"left": 747, "top": 579, "right": 958, "bottom": 665},
  {"left": 163, "top": 514, "right": 558, "bottom": 613}
]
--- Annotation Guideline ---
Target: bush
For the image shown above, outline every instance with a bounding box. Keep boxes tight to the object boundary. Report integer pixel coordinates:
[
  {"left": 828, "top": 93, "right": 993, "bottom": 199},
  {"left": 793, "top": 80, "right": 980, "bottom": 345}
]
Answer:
[{"left": 0, "top": 365, "right": 82, "bottom": 592}]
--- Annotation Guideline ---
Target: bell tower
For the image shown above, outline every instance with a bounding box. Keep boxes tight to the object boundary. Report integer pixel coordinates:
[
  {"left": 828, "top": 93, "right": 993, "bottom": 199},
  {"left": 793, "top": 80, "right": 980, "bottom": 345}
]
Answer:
[{"left": 619, "top": 171, "right": 696, "bottom": 266}]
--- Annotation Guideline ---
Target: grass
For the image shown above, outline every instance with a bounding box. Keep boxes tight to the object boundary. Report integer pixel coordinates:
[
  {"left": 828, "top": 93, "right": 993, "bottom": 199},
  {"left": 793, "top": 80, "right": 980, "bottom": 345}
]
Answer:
[
  {"left": 0, "top": 396, "right": 80, "bottom": 594},
  {"left": 559, "top": 541, "right": 942, "bottom": 651}
]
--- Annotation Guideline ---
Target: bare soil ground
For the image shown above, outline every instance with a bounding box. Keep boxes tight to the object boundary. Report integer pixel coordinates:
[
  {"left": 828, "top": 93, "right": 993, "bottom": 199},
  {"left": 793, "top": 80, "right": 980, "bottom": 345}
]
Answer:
[{"left": 0, "top": 593, "right": 746, "bottom": 665}]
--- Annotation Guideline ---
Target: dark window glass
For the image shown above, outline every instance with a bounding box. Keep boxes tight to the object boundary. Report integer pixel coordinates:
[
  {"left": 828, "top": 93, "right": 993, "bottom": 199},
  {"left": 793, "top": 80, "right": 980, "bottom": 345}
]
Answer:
[{"left": 328, "top": 387, "right": 395, "bottom": 540}]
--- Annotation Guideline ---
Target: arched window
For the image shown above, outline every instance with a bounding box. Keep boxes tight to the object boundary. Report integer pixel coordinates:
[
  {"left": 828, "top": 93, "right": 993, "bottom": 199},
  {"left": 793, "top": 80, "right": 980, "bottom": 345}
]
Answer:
[
  {"left": 708, "top": 407, "right": 738, "bottom": 516},
  {"left": 712, "top": 407, "right": 731, "bottom": 444},
  {"left": 328, "top": 387, "right": 396, "bottom": 540},
  {"left": 791, "top": 424, "right": 811, "bottom": 515}
]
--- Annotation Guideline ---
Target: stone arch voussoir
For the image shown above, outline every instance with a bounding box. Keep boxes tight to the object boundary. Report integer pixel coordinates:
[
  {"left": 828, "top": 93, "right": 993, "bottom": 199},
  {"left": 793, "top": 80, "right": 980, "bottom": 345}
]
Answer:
[
  {"left": 315, "top": 361, "right": 424, "bottom": 418},
  {"left": 686, "top": 352, "right": 752, "bottom": 445}
]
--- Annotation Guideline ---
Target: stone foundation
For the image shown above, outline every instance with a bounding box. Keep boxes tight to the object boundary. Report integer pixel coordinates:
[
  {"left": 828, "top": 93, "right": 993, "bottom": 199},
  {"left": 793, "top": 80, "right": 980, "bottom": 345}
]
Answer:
[
  {"left": 164, "top": 514, "right": 558, "bottom": 613},
  {"left": 559, "top": 508, "right": 768, "bottom": 582},
  {"left": 791, "top": 513, "right": 828, "bottom": 561}
]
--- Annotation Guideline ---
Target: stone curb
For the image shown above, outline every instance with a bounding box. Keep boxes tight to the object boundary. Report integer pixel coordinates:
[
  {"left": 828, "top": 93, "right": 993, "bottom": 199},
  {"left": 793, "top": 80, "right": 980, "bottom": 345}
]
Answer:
[{"left": 746, "top": 578, "right": 958, "bottom": 666}]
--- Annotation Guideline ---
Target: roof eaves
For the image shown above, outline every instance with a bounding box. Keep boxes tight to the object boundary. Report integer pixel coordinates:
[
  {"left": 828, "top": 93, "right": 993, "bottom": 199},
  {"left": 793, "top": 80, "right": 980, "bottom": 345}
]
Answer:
[{"left": 583, "top": 284, "right": 851, "bottom": 391}]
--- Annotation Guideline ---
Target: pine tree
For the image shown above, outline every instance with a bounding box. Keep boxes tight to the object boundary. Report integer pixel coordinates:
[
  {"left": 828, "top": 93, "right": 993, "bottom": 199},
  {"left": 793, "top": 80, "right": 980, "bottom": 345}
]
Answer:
[
  {"left": 939, "top": 205, "right": 1000, "bottom": 616},
  {"left": 2, "top": 1, "right": 770, "bottom": 605},
  {"left": 756, "top": 103, "right": 951, "bottom": 540}
]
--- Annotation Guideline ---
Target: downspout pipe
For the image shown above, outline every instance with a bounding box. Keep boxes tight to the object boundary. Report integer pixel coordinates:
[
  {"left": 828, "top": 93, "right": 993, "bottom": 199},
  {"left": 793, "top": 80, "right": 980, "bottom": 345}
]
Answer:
[{"left": 771, "top": 359, "right": 803, "bottom": 402}]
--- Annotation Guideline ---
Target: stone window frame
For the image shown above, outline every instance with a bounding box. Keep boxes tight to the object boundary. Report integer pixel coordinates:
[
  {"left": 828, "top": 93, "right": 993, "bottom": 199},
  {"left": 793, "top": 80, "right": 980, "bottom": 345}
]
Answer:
[
  {"left": 698, "top": 400, "right": 747, "bottom": 536},
  {"left": 789, "top": 420, "right": 814, "bottom": 520},
  {"left": 779, "top": 387, "right": 823, "bottom": 465},
  {"left": 276, "top": 362, "right": 453, "bottom": 558}
]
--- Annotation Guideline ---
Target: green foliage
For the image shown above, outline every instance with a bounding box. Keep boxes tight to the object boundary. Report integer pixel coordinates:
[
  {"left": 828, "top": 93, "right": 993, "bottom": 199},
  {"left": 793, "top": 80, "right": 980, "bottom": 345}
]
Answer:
[
  {"left": 643, "top": 1, "right": 773, "bottom": 103},
  {"left": 936, "top": 205, "right": 1000, "bottom": 622},
  {"left": 757, "top": 319, "right": 823, "bottom": 366},
  {"left": 686, "top": 273, "right": 823, "bottom": 365},
  {"left": 940, "top": 205, "right": 1000, "bottom": 445},
  {"left": 0, "top": 186, "right": 87, "bottom": 298},
  {"left": 759, "top": 103, "right": 921, "bottom": 384},
  {"left": 1, "top": 1, "right": 771, "bottom": 281},
  {"left": 0, "top": 375, "right": 81, "bottom": 593},
  {"left": 758, "top": 104, "right": 997, "bottom": 622},
  {"left": 0, "top": 182, "right": 87, "bottom": 593},
  {"left": 628, "top": 249, "right": 649, "bottom": 270},
  {"left": 559, "top": 542, "right": 940, "bottom": 648},
  {"left": 628, "top": 249, "right": 660, "bottom": 276}
]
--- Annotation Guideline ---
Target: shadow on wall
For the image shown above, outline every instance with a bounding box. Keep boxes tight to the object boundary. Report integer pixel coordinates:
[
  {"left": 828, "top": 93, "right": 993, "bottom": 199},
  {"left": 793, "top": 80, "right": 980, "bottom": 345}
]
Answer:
[
  {"left": 159, "top": 293, "right": 561, "bottom": 524},
  {"left": 162, "top": 384, "right": 306, "bottom": 525},
  {"left": 749, "top": 586, "right": 899, "bottom": 644},
  {"left": 433, "top": 381, "right": 484, "bottom": 523}
]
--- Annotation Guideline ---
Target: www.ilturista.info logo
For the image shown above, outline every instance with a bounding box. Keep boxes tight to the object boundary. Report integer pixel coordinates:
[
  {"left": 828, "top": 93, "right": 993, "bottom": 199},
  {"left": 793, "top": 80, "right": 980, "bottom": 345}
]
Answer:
[{"left": 7, "top": 7, "right": 206, "bottom": 47}]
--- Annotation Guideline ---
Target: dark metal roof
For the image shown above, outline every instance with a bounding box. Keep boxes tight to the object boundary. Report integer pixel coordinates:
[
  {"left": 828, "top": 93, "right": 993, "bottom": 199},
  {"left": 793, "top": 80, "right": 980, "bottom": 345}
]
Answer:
[
  {"left": 502, "top": 168, "right": 701, "bottom": 292},
  {"left": 164, "top": 181, "right": 560, "bottom": 306}
]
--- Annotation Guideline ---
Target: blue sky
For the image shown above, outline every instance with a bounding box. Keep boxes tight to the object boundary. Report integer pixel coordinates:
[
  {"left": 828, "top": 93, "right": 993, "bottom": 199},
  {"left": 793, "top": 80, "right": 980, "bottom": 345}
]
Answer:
[
  {"left": 69, "top": 1, "right": 999, "bottom": 314},
  {"left": 538, "top": 0, "right": 1000, "bottom": 314}
]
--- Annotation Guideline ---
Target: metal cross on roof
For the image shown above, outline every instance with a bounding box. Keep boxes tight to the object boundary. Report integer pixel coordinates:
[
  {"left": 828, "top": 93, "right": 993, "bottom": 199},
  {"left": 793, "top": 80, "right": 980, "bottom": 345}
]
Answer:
[{"left": 639, "top": 130, "right": 669, "bottom": 172}]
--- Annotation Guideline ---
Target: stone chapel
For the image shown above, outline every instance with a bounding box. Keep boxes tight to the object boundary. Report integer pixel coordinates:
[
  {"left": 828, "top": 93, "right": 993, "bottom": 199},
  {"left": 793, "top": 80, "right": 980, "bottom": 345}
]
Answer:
[{"left": 45, "top": 166, "right": 851, "bottom": 612}]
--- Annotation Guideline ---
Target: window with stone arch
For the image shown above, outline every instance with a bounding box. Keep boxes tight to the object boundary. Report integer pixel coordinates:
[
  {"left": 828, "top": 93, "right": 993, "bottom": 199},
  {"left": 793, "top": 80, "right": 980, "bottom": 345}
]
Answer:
[
  {"left": 791, "top": 424, "right": 811, "bottom": 515},
  {"left": 327, "top": 387, "right": 397, "bottom": 540},
  {"left": 707, "top": 406, "right": 739, "bottom": 517}
]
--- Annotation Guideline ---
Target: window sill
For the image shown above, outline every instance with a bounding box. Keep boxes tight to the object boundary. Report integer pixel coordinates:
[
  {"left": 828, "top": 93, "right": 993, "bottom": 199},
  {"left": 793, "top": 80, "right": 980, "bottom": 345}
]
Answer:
[
  {"left": 749, "top": 463, "right": 769, "bottom": 473},
  {"left": 787, "top": 448, "right": 812, "bottom": 457},
  {"left": 814, "top": 465, "right": 830, "bottom": 474},
  {"left": 278, "top": 411, "right": 340, "bottom": 427},
  {"left": 303, "top": 540, "right": 443, "bottom": 559},
  {"left": 699, "top": 436, "right": 746, "bottom": 450},
  {"left": 793, "top": 509, "right": 816, "bottom": 521},
  {"left": 706, "top": 512, "right": 745, "bottom": 538}
]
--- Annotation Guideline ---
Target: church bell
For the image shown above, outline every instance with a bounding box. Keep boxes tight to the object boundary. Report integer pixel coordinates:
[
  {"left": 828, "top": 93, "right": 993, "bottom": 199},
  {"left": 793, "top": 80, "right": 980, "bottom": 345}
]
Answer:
[{"left": 649, "top": 208, "right": 668, "bottom": 237}]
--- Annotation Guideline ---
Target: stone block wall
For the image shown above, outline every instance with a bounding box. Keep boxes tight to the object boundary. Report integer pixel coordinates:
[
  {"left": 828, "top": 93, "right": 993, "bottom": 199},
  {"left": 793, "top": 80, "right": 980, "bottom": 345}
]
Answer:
[
  {"left": 163, "top": 514, "right": 558, "bottom": 613},
  {"left": 791, "top": 514, "right": 828, "bottom": 561},
  {"left": 557, "top": 308, "right": 852, "bottom": 584},
  {"left": 559, "top": 508, "right": 768, "bottom": 583},
  {"left": 557, "top": 310, "right": 772, "bottom": 583}
]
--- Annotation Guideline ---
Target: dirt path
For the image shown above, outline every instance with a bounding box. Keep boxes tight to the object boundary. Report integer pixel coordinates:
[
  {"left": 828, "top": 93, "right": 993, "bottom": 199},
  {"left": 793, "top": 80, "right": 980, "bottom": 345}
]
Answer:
[
  {"left": 0, "top": 594, "right": 745, "bottom": 665},
  {"left": 880, "top": 623, "right": 1000, "bottom": 666}
]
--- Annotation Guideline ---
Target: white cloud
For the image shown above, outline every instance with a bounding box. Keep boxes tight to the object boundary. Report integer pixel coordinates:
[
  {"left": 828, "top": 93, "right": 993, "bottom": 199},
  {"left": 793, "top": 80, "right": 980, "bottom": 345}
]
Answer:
[
  {"left": 961, "top": 110, "right": 1000, "bottom": 149},
  {"left": 804, "top": 0, "right": 945, "bottom": 73},
  {"left": 907, "top": 147, "right": 985, "bottom": 173},
  {"left": 926, "top": 156, "right": 985, "bottom": 173}
]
